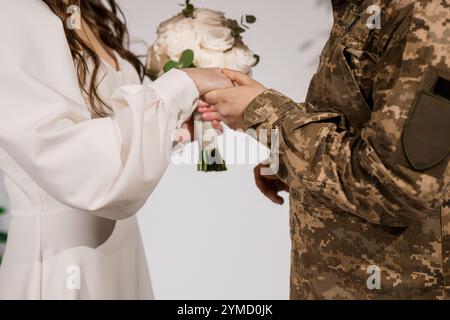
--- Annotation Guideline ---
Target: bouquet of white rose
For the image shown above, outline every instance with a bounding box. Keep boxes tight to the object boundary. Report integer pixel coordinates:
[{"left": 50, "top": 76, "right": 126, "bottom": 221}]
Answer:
[{"left": 146, "top": 0, "right": 259, "bottom": 172}]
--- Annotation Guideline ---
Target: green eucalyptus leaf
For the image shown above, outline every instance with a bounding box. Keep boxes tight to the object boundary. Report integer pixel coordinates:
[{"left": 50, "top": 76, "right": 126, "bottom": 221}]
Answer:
[
  {"left": 179, "top": 49, "right": 195, "bottom": 68},
  {"left": 0, "top": 207, "right": 5, "bottom": 215},
  {"left": 245, "top": 15, "right": 257, "bottom": 24},
  {"left": 163, "top": 60, "right": 179, "bottom": 73},
  {"left": 0, "top": 232, "right": 7, "bottom": 243}
]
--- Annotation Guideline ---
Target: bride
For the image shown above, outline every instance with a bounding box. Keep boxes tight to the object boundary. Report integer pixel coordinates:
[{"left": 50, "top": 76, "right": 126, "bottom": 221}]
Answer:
[{"left": 0, "top": 0, "right": 231, "bottom": 299}]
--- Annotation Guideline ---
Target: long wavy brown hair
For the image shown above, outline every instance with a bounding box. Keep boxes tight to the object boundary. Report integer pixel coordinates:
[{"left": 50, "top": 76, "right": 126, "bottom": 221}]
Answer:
[{"left": 42, "top": 0, "right": 145, "bottom": 118}]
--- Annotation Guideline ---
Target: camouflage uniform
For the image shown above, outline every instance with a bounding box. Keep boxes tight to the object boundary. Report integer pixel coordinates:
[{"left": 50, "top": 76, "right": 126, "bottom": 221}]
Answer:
[{"left": 244, "top": 0, "right": 450, "bottom": 299}]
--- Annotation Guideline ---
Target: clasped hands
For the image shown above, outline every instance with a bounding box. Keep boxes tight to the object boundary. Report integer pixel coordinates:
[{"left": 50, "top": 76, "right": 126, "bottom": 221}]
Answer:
[
  {"left": 183, "top": 68, "right": 267, "bottom": 130},
  {"left": 183, "top": 68, "right": 288, "bottom": 205}
]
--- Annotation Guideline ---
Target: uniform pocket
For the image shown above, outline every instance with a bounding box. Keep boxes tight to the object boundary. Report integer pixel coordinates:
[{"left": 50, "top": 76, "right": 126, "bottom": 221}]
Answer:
[
  {"left": 328, "top": 42, "right": 373, "bottom": 130},
  {"left": 403, "top": 85, "right": 450, "bottom": 171}
]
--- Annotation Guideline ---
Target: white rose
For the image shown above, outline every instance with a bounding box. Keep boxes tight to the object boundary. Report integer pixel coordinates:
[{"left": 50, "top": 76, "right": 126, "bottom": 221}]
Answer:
[
  {"left": 224, "top": 44, "right": 257, "bottom": 74},
  {"left": 194, "top": 8, "right": 225, "bottom": 27},
  {"left": 194, "top": 48, "right": 227, "bottom": 68},
  {"left": 147, "top": 8, "right": 257, "bottom": 75},
  {"left": 193, "top": 9, "right": 235, "bottom": 52},
  {"left": 195, "top": 24, "right": 234, "bottom": 52},
  {"left": 146, "top": 45, "right": 169, "bottom": 77},
  {"left": 152, "top": 33, "right": 169, "bottom": 57},
  {"left": 160, "top": 19, "right": 201, "bottom": 61},
  {"left": 157, "top": 13, "right": 185, "bottom": 35}
]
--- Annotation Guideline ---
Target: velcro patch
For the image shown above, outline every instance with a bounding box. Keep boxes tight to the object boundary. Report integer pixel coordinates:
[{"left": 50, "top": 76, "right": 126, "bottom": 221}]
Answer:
[{"left": 403, "top": 91, "right": 450, "bottom": 171}]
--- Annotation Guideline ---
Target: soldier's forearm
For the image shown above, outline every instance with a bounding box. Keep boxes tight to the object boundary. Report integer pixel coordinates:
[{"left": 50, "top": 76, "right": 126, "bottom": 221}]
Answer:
[
  {"left": 242, "top": 89, "right": 440, "bottom": 227},
  {"left": 243, "top": 89, "right": 342, "bottom": 149}
]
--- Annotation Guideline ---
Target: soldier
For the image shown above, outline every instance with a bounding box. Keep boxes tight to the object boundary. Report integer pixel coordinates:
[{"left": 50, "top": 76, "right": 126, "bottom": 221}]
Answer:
[{"left": 201, "top": 0, "right": 450, "bottom": 299}]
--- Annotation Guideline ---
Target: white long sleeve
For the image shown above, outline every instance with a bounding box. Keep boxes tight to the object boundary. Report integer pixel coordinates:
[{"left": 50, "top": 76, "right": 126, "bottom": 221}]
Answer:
[{"left": 0, "top": 0, "right": 199, "bottom": 220}]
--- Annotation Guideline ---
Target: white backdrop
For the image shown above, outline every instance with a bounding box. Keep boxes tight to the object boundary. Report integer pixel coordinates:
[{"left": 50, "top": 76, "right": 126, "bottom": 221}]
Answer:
[{"left": 0, "top": 0, "right": 333, "bottom": 300}]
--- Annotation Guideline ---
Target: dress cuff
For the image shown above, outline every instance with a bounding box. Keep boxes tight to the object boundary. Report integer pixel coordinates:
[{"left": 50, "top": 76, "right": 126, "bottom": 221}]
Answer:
[{"left": 151, "top": 69, "right": 200, "bottom": 122}]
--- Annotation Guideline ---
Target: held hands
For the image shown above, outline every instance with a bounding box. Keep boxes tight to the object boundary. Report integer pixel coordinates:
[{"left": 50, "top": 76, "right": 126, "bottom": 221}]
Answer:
[
  {"left": 182, "top": 68, "right": 286, "bottom": 204},
  {"left": 180, "top": 68, "right": 232, "bottom": 142},
  {"left": 182, "top": 68, "right": 266, "bottom": 130},
  {"left": 182, "top": 68, "right": 234, "bottom": 96},
  {"left": 178, "top": 101, "right": 223, "bottom": 143},
  {"left": 201, "top": 69, "right": 267, "bottom": 129}
]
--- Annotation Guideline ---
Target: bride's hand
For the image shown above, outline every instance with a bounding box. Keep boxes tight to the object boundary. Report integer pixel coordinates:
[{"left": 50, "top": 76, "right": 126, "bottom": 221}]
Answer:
[
  {"left": 198, "top": 102, "right": 223, "bottom": 128},
  {"left": 182, "top": 68, "right": 234, "bottom": 96},
  {"left": 177, "top": 100, "right": 223, "bottom": 143}
]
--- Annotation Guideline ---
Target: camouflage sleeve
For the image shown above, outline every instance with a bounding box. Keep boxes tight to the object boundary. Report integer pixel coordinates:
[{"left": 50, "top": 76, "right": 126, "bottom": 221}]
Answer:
[{"left": 243, "top": 2, "right": 449, "bottom": 227}]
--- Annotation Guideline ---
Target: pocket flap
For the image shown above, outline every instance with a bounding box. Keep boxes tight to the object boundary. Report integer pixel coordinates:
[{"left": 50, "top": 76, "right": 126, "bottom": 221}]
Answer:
[{"left": 403, "top": 92, "right": 450, "bottom": 170}]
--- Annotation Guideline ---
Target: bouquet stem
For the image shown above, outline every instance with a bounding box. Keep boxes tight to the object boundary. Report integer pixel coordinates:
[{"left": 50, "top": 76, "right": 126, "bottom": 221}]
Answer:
[
  {"left": 198, "top": 148, "right": 227, "bottom": 172},
  {"left": 194, "top": 112, "right": 227, "bottom": 172}
]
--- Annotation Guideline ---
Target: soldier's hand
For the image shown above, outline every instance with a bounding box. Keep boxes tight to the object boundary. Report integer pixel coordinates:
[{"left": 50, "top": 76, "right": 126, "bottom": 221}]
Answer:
[
  {"left": 202, "top": 69, "right": 266, "bottom": 129},
  {"left": 254, "top": 162, "right": 289, "bottom": 205}
]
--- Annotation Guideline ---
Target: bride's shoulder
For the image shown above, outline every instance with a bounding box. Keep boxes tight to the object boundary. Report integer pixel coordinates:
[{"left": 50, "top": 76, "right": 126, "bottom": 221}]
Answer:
[
  {"left": 0, "top": 0, "right": 77, "bottom": 87},
  {"left": 0, "top": 0, "right": 69, "bottom": 65},
  {"left": 0, "top": 0, "right": 63, "bottom": 34}
]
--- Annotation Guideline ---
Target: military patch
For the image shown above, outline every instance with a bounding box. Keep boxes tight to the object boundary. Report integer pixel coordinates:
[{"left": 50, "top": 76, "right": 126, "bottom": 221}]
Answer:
[{"left": 403, "top": 74, "right": 450, "bottom": 171}]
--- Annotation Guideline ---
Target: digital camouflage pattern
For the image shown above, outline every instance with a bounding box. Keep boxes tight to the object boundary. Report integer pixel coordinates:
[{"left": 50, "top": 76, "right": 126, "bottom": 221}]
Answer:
[{"left": 244, "top": 0, "right": 450, "bottom": 299}]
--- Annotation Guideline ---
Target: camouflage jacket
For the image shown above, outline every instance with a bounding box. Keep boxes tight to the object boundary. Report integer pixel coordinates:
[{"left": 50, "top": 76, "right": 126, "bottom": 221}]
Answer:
[{"left": 244, "top": 0, "right": 450, "bottom": 299}]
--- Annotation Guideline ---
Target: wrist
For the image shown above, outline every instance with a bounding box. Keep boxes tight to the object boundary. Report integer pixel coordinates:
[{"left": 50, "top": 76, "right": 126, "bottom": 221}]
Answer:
[{"left": 152, "top": 69, "right": 199, "bottom": 120}]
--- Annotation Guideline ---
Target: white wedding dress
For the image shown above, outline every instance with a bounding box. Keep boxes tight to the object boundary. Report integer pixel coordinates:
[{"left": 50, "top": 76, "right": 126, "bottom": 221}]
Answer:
[{"left": 0, "top": 0, "right": 199, "bottom": 299}]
